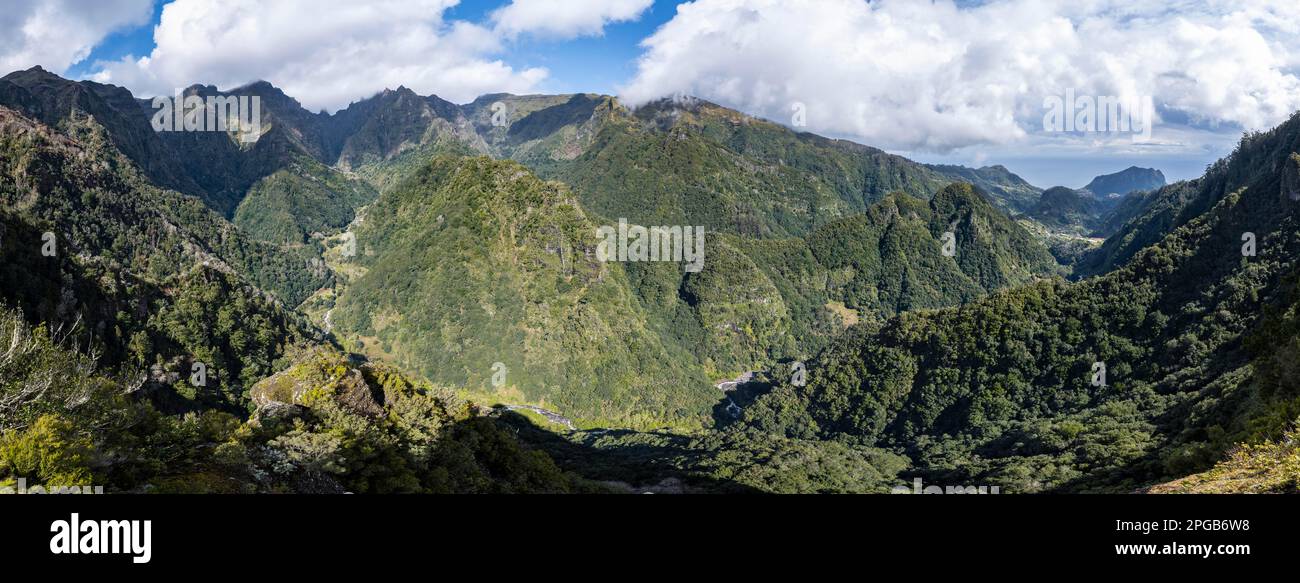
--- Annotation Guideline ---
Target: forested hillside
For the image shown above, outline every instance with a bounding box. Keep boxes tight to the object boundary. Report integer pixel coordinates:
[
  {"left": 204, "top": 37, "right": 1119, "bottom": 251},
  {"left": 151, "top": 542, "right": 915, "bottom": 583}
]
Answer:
[
  {"left": 330, "top": 156, "right": 717, "bottom": 429},
  {"left": 0, "top": 106, "right": 326, "bottom": 410},
  {"left": 737, "top": 113, "right": 1300, "bottom": 492},
  {"left": 0, "top": 306, "right": 591, "bottom": 493},
  {"left": 3, "top": 66, "right": 1297, "bottom": 494}
]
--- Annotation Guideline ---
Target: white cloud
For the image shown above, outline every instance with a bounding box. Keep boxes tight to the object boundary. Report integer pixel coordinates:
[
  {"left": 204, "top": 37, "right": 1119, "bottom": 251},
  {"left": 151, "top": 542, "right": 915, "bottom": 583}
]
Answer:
[
  {"left": 620, "top": 0, "right": 1300, "bottom": 153},
  {"left": 90, "top": 0, "right": 548, "bottom": 111},
  {"left": 492, "top": 0, "right": 653, "bottom": 39},
  {"left": 0, "top": 0, "right": 153, "bottom": 74}
]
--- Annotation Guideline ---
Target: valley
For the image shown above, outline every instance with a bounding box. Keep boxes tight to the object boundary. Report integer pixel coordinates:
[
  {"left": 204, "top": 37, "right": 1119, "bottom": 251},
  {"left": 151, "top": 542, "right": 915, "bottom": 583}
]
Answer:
[{"left": 1, "top": 67, "right": 1297, "bottom": 494}]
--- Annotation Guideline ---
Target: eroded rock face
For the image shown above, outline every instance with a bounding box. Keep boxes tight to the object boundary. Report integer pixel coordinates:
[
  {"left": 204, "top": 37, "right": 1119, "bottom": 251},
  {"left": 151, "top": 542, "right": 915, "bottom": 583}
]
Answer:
[
  {"left": 1284, "top": 153, "right": 1300, "bottom": 203},
  {"left": 334, "top": 368, "right": 384, "bottom": 417},
  {"left": 249, "top": 351, "right": 385, "bottom": 418},
  {"left": 249, "top": 368, "right": 304, "bottom": 408}
]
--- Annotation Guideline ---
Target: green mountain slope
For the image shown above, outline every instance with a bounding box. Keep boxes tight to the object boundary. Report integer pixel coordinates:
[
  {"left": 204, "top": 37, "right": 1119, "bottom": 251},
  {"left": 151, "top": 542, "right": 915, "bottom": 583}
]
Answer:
[
  {"left": 0, "top": 66, "right": 207, "bottom": 200},
  {"left": 530, "top": 97, "right": 1044, "bottom": 239},
  {"left": 808, "top": 183, "right": 1059, "bottom": 315},
  {"left": 0, "top": 105, "right": 328, "bottom": 411},
  {"left": 233, "top": 154, "right": 377, "bottom": 246},
  {"left": 740, "top": 112, "right": 1300, "bottom": 492},
  {"left": 1026, "top": 186, "right": 1110, "bottom": 234},
  {"left": 0, "top": 307, "right": 593, "bottom": 493},
  {"left": 329, "top": 156, "right": 718, "bottom": 429},
  {"left": 927, "top": 164, "right": 1043, "bottom": 212}
]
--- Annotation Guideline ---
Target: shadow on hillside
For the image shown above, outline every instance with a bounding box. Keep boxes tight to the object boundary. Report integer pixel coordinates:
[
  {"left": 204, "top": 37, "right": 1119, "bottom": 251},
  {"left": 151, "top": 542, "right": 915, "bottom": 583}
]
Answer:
[
  {"left": 709, "top": 378, "right": 775, "bottom": 430},
  {"left": 493, "top": 410, "right": 765, "bottom": 494}
]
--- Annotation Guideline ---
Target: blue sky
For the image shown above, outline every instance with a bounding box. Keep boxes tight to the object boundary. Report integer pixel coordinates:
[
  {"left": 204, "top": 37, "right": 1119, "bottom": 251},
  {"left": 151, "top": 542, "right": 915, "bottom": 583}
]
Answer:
[
  {"left": 10, "top": 0, "right": 1300, "bottom": 188},
  {"left": 63, "top": 1, "right": 166, "bottom": 80},
  {"left": 460, "top": 0, "right": 678, "bottom": 96},
  {"left": 67, "top": 0, "right": 681, "bottom": 97}
]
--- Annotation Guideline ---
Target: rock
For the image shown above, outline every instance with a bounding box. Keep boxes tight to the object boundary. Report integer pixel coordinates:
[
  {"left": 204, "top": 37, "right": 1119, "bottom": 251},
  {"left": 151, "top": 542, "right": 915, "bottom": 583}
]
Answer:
[
  {"left": 334, "top": 368, "right": 384, "bottom": 417},
  {"left": 249, "top": 351, "right": 384, "bottom": 418},
  {"left": 1283, "top": 153, "right": 1300, "bottom": 203}
]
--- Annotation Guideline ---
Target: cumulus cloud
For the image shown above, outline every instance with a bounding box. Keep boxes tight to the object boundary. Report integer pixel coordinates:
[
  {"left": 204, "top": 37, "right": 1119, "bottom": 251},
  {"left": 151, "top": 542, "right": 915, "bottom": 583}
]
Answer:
[
  {"left": 620, "top": 0, "right": 1300, "bottom": 153},
  {"left": 90, "top": 0, "right": 548, "bottom": 111},
  {"left": 0, "top": 0, "right": 153, "bottom": 74},
  {"left": 492, "top": 0, "right": 654, "bottom": 38}
]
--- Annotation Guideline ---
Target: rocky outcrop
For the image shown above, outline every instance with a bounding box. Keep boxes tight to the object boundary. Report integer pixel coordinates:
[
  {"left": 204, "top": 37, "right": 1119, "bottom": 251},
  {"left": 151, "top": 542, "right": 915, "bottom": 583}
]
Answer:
[
  {"left": 1283, "top": 153, "right": 1300, "bottom": 203},
  {"left": 250, "top": 350, "right": 385, "bottom": 417}
]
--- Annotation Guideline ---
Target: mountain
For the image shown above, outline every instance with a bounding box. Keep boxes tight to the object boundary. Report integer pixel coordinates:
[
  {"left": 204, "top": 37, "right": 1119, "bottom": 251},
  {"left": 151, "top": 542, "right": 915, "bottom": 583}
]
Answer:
[
  {"left": 0, "top": 66, "right": 205, "bottom": 198},
  {"left": 320, "top": 159, "right": 1058, "bottom": 430},
  {"left": 14, "top": 67, "right": 1289, "bottom": 495},
  {"left": 808, "top": 184, "right": 1059, "bottom": 315},
  {"left": 328, "top": 156, "right": 717, "bottom": 429},
  {"left": 0, "top": 97, "right": 602, "bottom": 494},
  {"left": 474, "top": 94, "right": 1062, "bottom": 362},
  {"left": 0, "top": 303, "right": 595, "bottom": 493},
  {"left": 1026, "top": 186, "right": 1110, "bottom": 233},
  {"left": 737, "top": 110, "right": 1300, "bottom": 492},
  {"left": 1024, "top": 169, "right": 1167, "bottom": 239},
  {"left": 0, "top": 103, "right": 327, "bottom": 412},
  {"left": 284, "top": 87, "right": 1061, "bottom": 398},
  {"left": 1083, "top": 166, "right": 1167, "bottom": 197},
  {"left": 0, "top": 69, "right": 1049, "bottom": 227},
  {"left": 1076, "top": 159, "right": 1244, "bottom": 277},
  {"left": 0, "top": 68, "right": 386, "bottom": 256},
  {"left": 927, "top": 164, "right": 1043, "bottom": 212},
  {"left": 533, "top": 96, "right": 1043, "bottom": 240},
  {"left": 0, "top": 70, "right": 1060, "bottom": 427}
]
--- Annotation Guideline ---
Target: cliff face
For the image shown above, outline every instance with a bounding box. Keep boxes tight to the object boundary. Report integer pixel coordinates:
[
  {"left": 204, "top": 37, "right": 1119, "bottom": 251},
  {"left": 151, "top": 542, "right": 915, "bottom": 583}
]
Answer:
[{"left": 1284, "top": 153, "right": 1300, "bottom": 203}]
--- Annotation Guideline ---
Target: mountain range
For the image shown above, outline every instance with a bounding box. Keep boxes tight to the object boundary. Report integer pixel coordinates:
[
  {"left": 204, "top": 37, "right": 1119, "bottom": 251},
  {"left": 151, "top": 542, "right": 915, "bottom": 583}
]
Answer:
[{"left": 2, "top": 66, "right": 1295, "bottom": 494}]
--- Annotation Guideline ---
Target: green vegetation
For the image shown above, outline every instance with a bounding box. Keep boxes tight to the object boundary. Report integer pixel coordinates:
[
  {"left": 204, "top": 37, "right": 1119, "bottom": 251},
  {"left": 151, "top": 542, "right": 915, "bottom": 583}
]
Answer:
[
  {"left": 234, "top": 154, "right": 377, "bottom": 246},
  {"left": 0, "top": 106, "right": 322, "bottom": 410},
  {"left": 331, "top": 156, "right": 717, "bottom": 429},
  {"left": 809, "top": 184, "right": 1059, "bottom": 314},
  {"left": 1146, "top": 424, "right": 1300, "bottom": 493},
  {"left": 1026, "top": 186, "right": 1109, "bottom": 235},
  {"left": 0, "top": 307, "right": 592, "bottom": 493},
  {"left": 4, "top": 67, "right": 1300, "bottom": 495},
  {"left": 501, "top": 418, "right": 910, "bottom": 494},
  {"left": 738, "top": 112, "right": 1300, "bottom": 492}
]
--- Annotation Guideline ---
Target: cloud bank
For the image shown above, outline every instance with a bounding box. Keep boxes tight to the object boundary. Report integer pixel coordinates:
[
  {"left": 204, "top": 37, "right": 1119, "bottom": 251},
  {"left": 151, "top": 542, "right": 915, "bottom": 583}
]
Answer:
[
  {"left": 492, "top": 0, "right": 654, "bottom": 38},
  {"left": 81, "top": 0, "right": 658, "bottom": 112},
  {"left": 90, "top": 0, "right": 550, "bottom": 111},
  {"left": 0, "top": 0, "right": 153, "bottom": 74},
  {"left": 620, "top": 0, "right": 1300, "bottom": 152}
]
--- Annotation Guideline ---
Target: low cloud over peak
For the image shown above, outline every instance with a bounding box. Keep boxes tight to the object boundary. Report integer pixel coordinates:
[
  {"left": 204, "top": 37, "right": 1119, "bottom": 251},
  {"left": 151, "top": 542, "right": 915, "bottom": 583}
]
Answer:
[
  {"left": 88, "top": 0, "right": 549, "bottom": 112},
  {"left": 620, "top": 0, "right": 1300, "bottom": 153}
]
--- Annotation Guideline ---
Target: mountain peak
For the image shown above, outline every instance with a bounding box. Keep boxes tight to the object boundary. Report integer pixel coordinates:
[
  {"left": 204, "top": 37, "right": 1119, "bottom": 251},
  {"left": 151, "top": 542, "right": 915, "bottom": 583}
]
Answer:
[
  {"left": 2, "top": 65, "right": 66, "bottom": 84},
  {"left": 232, "top": 80, "right": 292, "bottom": 99},
  {"left": 1083, "top": 166, "right": 1166, "bottom": 197}
]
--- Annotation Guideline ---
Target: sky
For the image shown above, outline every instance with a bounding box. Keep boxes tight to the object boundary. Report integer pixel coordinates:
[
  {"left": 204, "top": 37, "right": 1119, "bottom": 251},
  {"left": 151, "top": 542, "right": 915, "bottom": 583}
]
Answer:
[{"left": 3, "top": 0, "right": 1299, "bottom": 188}]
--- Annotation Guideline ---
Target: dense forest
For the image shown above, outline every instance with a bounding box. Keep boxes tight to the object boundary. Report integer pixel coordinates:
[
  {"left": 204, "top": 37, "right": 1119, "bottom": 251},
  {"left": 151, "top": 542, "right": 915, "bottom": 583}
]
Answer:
[{"left": 1, "top": 67, "right": 1298, "bottom": 494}]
